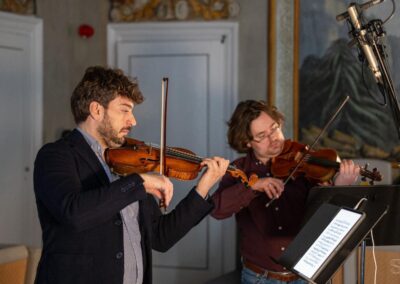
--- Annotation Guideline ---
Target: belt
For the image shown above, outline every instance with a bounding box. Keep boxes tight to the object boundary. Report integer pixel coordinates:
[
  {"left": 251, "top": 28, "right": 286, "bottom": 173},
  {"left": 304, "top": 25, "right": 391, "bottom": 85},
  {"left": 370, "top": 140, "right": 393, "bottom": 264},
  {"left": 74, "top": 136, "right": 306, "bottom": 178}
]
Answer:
[{"left": 243, "top": 259, "right": 299, "bottom": 282}]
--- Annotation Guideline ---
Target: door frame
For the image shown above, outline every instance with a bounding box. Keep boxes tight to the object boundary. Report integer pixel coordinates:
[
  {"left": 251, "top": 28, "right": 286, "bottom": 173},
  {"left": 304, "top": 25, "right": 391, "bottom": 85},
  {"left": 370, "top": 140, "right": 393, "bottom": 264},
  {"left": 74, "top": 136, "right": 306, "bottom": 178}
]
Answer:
[
  {"left": 107, "top": 21, "right": 239, "bottom": 274},
  {"left": 0, "top": 11, "right": 43, "bottom": 166},
  {"left": 0, "top": 11, "right": 43, "bottom": 246}
]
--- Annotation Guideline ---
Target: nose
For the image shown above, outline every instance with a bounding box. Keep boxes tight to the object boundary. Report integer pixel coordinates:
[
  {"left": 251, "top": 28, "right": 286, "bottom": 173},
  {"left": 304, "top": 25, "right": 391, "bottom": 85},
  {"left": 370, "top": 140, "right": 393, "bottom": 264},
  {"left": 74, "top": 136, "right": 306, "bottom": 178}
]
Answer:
[
  {"left": 128, "top": 113, "right": 137, "bottom": 126},
  {"left": 267, "top": 129, "right": 280, "bottom": 142}
]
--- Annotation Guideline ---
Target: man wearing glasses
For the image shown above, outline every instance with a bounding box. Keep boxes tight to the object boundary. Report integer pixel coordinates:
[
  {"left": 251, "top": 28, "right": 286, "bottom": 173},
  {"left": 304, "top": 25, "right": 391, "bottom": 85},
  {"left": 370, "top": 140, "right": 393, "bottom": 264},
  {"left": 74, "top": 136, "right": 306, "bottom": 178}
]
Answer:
[{"left": 211, "top": 100, "right": 359, "bottom": 284}]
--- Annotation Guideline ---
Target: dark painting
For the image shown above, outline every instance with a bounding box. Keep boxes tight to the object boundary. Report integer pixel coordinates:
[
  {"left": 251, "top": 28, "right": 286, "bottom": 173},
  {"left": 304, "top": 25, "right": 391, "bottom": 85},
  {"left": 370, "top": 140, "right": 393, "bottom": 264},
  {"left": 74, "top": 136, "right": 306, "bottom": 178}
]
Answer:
[{"left": 298, "top": 0, "right": 400, "bottom": 161}]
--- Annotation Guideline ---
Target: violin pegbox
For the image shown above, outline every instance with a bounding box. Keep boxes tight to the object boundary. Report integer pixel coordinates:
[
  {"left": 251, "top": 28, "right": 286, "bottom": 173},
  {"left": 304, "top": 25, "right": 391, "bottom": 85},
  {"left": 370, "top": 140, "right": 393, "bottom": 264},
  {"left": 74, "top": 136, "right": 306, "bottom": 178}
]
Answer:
[
  {"left": 360, "top": 163, "right": 382, "bottom": 185},
  {"left": 360, "top": 163, "right": 369, "bottom": 183}
]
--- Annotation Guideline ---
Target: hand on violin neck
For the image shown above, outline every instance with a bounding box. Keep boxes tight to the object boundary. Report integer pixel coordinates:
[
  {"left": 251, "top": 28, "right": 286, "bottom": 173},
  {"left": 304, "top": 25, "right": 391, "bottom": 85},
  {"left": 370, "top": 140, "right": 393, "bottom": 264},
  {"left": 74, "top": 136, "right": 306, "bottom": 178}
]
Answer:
[
  {"left": 251, "top": 177, "right": 284, "bottom": 200},
  {"left": 334, "top": 159, "right": 360, "bottom": 186},
  {"left": 196, "top": 157, "right": 230, "bottom": 198},
  {"left": 140, "top": 173, "right": 174, "bottom": 206}
]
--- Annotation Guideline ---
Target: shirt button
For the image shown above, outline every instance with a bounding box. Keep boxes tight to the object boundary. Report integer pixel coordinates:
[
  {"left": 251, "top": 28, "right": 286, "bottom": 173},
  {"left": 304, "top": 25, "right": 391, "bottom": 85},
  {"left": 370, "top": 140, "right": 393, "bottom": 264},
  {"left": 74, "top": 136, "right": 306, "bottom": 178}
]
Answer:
[
  {"left": 278, "top": 226, "right": 283, "bottom": 230},
  {"left": 114, "top": 220, "right": 122, "bottom": 226},
  {"left": 275, "top": 207, "right": 279, "bottom": 211},
  {"left": 116, "top": 252, "right": 123, "bottom": 259},
  {"left": 281, "top": 247, "right": 285, "bottom": 251}
]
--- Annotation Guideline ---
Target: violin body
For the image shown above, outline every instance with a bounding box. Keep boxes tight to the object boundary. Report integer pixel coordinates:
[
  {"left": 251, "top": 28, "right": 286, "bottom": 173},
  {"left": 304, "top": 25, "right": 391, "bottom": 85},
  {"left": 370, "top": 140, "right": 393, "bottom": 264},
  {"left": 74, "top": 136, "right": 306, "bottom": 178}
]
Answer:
[
  {"left": 105, "top": 137, "right": 257, "bottom": 187},
  {"left": 105, "top": 138, "right": 201, "bottom": 180},
  {"left": 271, "top": 140, "right": 382, "bottom": 184},
  {"left": 272, "top": 140, "right": 337, "bottom": 183}
]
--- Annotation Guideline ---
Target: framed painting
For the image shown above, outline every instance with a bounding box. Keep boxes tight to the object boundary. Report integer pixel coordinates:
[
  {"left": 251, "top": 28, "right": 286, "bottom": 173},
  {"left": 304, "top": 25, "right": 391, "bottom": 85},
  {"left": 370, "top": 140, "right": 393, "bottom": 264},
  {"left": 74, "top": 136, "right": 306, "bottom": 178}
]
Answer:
[{"left": 269, "top": 0, "right": 400, "bottom": 162}]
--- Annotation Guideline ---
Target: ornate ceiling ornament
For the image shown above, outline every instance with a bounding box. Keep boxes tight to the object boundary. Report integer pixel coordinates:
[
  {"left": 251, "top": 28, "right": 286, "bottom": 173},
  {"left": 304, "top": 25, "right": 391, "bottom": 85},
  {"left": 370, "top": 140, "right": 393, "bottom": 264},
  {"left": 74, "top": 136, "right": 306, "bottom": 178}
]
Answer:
[
  {"left": 0, "top": 0, "right": 35, "bottom": 14},
  {"left": 110, "top": 0, "right": 240, "bottom": 22}
]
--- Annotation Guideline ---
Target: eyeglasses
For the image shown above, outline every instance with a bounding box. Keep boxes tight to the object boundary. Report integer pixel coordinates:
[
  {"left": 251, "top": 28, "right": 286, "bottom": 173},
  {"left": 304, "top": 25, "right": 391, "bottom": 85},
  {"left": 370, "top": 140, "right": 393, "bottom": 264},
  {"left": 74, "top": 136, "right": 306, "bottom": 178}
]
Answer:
[{"left": 252, "top": 123, "right": 281, "bottom": 143}]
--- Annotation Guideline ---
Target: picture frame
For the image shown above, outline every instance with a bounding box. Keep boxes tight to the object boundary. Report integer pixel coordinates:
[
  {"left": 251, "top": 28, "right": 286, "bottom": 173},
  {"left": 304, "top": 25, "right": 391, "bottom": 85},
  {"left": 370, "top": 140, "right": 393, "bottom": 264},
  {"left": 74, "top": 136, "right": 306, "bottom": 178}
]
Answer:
[{"left": 267, "top": 0, "right": 299, "bottom": 141}]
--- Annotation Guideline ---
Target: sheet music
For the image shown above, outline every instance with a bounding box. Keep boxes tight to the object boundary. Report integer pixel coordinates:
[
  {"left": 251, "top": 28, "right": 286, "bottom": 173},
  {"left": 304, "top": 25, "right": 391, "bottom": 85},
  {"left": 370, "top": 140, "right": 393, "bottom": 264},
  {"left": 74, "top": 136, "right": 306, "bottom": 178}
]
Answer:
[{"left": 294, "top": 208, "right": 364, "bottom": 279}]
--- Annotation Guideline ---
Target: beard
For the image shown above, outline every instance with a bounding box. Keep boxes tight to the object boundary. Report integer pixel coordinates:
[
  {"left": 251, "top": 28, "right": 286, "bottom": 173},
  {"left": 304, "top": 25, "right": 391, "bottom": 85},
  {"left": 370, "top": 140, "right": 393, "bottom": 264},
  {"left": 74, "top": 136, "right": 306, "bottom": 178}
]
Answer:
[{"left": 97, "top": 114, "right": 130, "bottom": 148}]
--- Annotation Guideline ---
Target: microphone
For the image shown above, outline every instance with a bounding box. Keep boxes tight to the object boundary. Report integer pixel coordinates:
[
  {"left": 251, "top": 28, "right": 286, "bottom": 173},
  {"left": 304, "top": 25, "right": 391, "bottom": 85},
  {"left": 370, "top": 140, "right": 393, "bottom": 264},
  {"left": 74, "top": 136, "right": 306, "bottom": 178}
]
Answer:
[
  {"left": 346, "top": 3, "right": 383, "bottom": 84},
  {"left": 336, "top": 0, "right": 385, "bottom": 22}
]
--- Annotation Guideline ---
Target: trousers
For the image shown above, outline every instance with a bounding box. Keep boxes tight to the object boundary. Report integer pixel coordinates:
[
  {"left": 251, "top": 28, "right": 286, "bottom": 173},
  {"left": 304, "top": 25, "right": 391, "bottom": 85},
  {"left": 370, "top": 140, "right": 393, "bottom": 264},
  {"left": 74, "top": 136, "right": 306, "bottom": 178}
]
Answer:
[{"left": 241, "top": 267, "right": 308, "bottom": 284}]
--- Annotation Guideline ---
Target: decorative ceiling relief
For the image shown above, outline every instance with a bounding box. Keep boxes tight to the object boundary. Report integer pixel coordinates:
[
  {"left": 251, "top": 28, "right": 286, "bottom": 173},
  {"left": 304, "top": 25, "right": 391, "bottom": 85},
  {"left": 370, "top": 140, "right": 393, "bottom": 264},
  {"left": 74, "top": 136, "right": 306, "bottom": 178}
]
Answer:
[
  {"left": 0, "top": 0, "right": 35, "bottom": 14},
  {"left": 110, "top": 0, "right": 240, "bottom": 22}
]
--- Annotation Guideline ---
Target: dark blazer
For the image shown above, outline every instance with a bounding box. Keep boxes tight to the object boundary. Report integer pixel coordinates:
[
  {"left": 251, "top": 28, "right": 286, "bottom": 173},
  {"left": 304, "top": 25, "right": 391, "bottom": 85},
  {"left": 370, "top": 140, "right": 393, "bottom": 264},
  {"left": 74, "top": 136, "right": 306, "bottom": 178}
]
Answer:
[{"left": 33, "top": 129, "right": 213, "bottom": 284}]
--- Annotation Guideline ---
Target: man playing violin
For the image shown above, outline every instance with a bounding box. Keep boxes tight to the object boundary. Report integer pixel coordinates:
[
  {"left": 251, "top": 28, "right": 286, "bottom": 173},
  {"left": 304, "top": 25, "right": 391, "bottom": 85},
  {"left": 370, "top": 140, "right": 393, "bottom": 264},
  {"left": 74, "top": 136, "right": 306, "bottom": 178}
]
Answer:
[
  {"left": 33, "top": 66, "right": 229, "bottom": 284},
  {"left": 211, "top": 100, "right": 360, "bottom": 284}
]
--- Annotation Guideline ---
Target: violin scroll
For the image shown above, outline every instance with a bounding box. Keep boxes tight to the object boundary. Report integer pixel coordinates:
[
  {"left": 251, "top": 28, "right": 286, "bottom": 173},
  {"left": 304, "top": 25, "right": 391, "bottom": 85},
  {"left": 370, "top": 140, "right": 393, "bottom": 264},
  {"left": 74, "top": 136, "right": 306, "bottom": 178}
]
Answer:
[
  {"left": 360, "top": 163, "right": 382, "bottom": 185},
  {"left": 227, "top": 167, "right": 259, "bottom": 188}
]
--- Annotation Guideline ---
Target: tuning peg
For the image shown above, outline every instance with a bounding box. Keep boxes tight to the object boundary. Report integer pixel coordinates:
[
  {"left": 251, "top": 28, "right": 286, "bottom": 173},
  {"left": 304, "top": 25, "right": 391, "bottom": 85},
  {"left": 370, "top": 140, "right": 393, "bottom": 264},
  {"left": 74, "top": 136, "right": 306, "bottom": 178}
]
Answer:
[
  {"left": 369, "top": 167, "right": 379, "bottom": 185},
  {"left": 361, "top": 163, "right": 369, "bottom": 183}
]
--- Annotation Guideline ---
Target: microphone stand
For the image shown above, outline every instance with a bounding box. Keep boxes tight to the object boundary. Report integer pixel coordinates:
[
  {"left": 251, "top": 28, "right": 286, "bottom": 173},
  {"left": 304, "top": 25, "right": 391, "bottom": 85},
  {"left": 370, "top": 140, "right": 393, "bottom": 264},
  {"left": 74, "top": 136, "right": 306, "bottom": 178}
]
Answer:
[
  {"left": 372, "top": 37, "right": 400, "bottom": 139},
  {"left": 337, "top": 3, "right": 400, "bottom": 282}
]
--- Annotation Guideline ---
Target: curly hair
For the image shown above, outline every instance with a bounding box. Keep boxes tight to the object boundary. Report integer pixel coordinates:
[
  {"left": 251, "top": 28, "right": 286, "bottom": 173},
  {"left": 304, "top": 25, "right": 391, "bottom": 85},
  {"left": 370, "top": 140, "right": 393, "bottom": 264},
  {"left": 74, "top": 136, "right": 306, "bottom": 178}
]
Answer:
[
  {"left": 71, "top": 66, "right": 144, "bottom": 124},
  {"left": 227, "top": 100, "right": 285, "bottom": 153}
]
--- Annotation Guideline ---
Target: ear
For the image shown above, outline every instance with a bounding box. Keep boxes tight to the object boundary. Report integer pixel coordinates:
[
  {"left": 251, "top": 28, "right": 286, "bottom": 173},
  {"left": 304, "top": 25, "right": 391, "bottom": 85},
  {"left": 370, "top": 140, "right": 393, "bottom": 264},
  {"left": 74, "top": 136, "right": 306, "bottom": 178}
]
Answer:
[
  {"left": 246, "top": 141, "right": 252, "bottom": 148},
  {"left": 88, "top": 101, "right": 104, "bottom": 121}
]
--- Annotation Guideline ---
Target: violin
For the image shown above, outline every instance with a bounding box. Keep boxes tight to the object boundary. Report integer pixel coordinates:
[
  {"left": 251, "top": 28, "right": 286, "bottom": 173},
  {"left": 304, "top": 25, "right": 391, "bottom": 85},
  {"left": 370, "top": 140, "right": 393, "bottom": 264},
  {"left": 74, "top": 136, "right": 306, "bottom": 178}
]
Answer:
[
  {"left": 271, "top": 140, "right": 382, "bottom": 184},
  {"left": 104, "top": 137, "right": 258, "bottom": 187}
]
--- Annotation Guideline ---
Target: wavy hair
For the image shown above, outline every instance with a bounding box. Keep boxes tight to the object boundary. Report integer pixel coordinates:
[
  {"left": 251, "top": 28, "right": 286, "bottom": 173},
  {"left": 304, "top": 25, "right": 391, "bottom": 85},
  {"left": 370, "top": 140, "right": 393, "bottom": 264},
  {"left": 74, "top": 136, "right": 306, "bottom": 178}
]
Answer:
[
  {"left": 71, "top": 66, "right": 144, "bottom": 124},
  {"left": 227, "top": 100, "right": 285, "bottom": 153}
]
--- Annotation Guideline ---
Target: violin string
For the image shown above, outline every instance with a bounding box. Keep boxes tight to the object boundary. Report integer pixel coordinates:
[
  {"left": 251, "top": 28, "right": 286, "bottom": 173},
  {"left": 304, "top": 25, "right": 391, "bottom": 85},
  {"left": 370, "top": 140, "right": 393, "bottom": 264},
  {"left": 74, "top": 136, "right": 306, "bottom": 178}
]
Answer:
[
  {"left": 167, "top": 148, "right": 203, "bottom": 163},
  {"left": 142, "top": 142, "right": 197, "bottom": 160},
  {"left": 143, "top": 142, "right": 238, "bottom": 171},
  {"left": 305, "top": 155, "right": 339, "bottom": 169},
  {"left": 305, "top": 154, "right": 378, "bottom": 180},
  {"left": 165, "top": 148, "right": 238, "bottom": 171}
]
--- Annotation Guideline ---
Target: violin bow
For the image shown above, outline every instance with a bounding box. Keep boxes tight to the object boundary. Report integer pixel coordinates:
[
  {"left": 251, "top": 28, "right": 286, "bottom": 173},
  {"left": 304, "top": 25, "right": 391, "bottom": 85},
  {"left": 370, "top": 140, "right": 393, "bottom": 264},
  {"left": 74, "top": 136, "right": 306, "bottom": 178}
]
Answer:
[
  {"left": 265, "top": 95, "right": 350, "bottom": 207},
  {"left": 159, "top": 77, "right": 169, "bottom": 213}
]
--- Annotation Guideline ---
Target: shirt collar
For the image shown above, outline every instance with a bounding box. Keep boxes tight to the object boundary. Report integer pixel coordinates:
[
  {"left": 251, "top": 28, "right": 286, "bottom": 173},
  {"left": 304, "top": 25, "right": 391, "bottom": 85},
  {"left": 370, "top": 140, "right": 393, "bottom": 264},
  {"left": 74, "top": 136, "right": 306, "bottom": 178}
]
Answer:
[
  {"left": 76, "top": 127, "right": 103, "bottom": 156},
  {"left": 248, "top": 150, "right": 272, "bottom": 172},
  {"left": 249, "top": 150, "right": 265, "bottom": 166}
]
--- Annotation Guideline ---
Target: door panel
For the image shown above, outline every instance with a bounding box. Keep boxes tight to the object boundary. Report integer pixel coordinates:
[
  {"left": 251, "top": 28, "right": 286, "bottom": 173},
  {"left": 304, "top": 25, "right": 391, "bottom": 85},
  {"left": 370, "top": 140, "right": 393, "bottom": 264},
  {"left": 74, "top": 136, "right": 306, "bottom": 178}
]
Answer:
[
  {"left": 0, "top": 12, "right": 43, "bottom": 247},
  {"left": 109, "top": 22, "right": 238, "bottom": 283}
]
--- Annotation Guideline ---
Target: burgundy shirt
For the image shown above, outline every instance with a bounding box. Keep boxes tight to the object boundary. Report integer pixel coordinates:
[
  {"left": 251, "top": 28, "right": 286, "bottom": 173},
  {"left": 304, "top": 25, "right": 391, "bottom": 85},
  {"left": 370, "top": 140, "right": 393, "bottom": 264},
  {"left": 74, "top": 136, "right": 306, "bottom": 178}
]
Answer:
[{"left": 211, "top": 150, "right": 315, "bottom": 272}]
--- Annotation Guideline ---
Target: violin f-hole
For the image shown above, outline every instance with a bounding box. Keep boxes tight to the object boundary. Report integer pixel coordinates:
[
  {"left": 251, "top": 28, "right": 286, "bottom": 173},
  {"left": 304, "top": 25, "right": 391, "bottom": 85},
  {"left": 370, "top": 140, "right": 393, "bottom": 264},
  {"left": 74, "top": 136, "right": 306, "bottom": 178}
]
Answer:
[{"left": 140, "top": 158, "right": 159, "bottom": 163}]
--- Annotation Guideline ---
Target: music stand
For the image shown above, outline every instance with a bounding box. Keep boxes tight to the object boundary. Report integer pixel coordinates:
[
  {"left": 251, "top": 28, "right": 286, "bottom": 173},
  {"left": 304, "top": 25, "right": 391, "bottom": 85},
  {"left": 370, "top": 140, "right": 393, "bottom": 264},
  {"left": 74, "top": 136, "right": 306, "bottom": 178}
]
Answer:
[
  {"left": 277, "top": 185, "right": 390, "bottom": 284},
  {"left": 305, "top": 185, "right": 400, "bottom": 245}
]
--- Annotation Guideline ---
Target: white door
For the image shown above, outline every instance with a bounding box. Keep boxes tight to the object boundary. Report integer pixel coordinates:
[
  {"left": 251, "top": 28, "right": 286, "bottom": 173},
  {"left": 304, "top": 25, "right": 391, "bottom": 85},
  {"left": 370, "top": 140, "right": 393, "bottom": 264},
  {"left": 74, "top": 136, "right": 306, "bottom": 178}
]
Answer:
[
  {"left": 0, "top": 12, "right": 43, "bottom": 247},
  {"left": 108, "top": 22, "right": 238, "bottom": 283}
]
